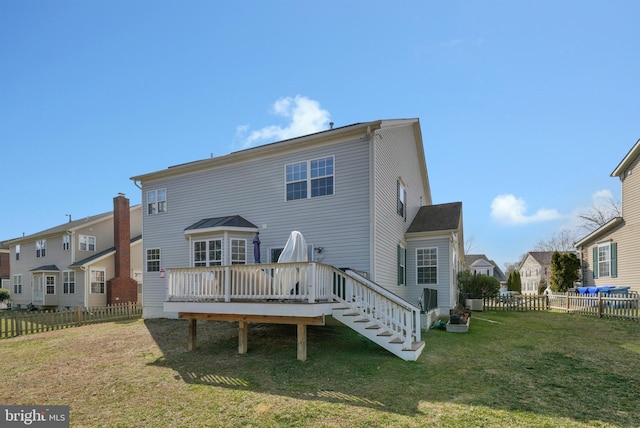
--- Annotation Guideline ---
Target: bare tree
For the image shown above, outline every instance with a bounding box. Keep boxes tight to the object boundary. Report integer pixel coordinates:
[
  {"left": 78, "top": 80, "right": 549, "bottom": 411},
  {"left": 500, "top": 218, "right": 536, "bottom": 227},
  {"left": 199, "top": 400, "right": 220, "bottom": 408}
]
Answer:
[
  {"left": 504, "top": 254, "right": 527, "bottom": 275},
  {"left": 465, "top": 234, "right": 478, "bottom": 255},
  {"left": 533, "top": 228, "right": 581, "bottom": 252},
  {"left": 576, "top": 196, "right": 621, "bottom": 232}
]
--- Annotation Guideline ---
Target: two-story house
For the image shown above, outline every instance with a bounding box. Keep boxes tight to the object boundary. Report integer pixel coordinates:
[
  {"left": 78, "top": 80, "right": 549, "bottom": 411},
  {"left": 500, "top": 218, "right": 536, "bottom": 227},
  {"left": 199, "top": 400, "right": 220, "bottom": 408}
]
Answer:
[
  {"left": 464, "top": 254, "right": 507, "bottom": 281},
  {"left": 130, "top": 119, "right": 464, "bottom": 360},
  {"left": 518, "top": 251, "right": 554, "bottom": 295},
  {"left": 574, "top": 138, "right": 640, "bottom": 293},
  {"left": 6, "top": 195, "right": 143, "bottom": 309}
]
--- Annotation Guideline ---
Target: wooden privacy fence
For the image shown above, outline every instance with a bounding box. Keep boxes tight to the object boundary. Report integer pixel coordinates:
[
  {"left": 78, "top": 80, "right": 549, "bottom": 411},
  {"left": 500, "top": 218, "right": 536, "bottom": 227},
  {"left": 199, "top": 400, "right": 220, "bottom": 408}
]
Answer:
[
  {"left": 0, "top": 302, "right": 142, "bottom": 339},
  {"left": 483, "top": 292, "right": 640, "bottom": 321}
]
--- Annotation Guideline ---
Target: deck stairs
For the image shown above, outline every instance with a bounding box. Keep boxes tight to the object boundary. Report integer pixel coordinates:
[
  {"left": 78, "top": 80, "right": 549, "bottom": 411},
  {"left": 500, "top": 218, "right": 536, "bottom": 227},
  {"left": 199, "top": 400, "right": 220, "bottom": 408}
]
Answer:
[{"left": 330, "top": 269, "right": 425, "bottom": 361}]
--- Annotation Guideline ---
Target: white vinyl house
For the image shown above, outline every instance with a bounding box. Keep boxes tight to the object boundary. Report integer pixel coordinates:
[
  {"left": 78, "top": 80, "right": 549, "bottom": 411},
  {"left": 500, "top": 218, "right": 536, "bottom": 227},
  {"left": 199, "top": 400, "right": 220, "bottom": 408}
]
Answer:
[{"left": 131, "top": 119, "right": 464, "bottom": 360}]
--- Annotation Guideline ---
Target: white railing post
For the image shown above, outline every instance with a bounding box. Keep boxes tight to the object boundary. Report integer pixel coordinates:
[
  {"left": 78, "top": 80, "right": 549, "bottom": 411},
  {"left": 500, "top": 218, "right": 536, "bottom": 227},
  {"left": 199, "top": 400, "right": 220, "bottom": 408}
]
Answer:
[
  {"left": 224, "top": 266, "right": 231, "bottom": 302},
  {"left": 308, "top": 263, "right": 316, "bottom": 303}
]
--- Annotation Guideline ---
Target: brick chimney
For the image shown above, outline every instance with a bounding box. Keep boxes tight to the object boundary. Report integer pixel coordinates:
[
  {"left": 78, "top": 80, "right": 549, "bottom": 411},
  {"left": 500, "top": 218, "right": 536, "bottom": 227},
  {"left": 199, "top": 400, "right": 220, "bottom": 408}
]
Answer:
[{"left": 107, "top": 194, "right": 138, "bottom": 304}]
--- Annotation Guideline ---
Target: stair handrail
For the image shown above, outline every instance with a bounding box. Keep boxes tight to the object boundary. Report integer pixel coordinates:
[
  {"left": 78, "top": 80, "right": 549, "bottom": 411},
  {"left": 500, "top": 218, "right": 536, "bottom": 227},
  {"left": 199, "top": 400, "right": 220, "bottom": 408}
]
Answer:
[{"left": 333, "top": 268, "right": 421, "bottom": 348}]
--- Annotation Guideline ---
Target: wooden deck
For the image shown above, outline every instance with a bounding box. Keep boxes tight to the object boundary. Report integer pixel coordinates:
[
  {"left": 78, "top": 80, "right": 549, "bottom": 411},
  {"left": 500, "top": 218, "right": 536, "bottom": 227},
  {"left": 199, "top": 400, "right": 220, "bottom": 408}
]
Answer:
[{"left": 165, "top": 263, "right": 424, "bottom": 361}]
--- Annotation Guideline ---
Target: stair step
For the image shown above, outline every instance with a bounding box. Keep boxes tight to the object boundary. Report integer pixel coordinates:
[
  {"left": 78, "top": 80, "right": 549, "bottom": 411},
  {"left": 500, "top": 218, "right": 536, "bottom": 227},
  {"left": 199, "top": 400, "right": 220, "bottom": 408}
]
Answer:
[
  {"left": 332, "top": 306, "right": 351, "bottom": 311},
  {"left": 377, "top": 331, "right": 393, "bottom": 337},
  {"left": 365, "top": 324, "right": 381, "bottom": 330},
  {"left": 353, "top": 318, "right": 370, "bottom": 323},
  {"left": 389, "top": 338, "right": 404, "bottom": 344},
  {"left": 342, "top": 312, "right": 360, "bottom": 317},
  {"left": 403, "top": 341, "right": 425, "bottom": 352}
]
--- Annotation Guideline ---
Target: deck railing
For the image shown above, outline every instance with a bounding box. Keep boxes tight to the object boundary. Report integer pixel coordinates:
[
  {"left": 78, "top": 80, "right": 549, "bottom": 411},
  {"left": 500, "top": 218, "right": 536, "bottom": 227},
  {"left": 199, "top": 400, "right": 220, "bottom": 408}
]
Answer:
[
  {"left": 168, "top": 262, "right": 333, "bottom": 303},
  {"left": 167, "top": 263, "right": 422, "bottom": 348}
]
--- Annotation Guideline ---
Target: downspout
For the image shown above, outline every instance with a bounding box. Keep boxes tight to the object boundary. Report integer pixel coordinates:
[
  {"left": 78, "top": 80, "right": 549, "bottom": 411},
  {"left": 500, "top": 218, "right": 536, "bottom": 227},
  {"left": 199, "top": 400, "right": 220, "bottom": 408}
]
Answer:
[
  {"left": 133, "top": 180, "right": 142, "bottom": 190},
  {"left": 80, "top": 266, "right": 88, "bottom": 308}
]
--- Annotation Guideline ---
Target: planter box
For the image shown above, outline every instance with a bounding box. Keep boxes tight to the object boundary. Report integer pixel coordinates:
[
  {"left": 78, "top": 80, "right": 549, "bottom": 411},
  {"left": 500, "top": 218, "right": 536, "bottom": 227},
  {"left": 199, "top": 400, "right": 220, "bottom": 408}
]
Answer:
[{"left": 446, "top": 317, "right": 470, "bottom": 333}]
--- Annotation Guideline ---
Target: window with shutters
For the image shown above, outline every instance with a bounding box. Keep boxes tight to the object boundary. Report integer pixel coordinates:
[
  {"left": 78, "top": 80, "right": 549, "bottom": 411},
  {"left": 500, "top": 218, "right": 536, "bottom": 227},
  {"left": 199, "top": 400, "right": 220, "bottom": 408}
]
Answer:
[{"left": 593, "top": 242, "right": 617, "bottom": 278}]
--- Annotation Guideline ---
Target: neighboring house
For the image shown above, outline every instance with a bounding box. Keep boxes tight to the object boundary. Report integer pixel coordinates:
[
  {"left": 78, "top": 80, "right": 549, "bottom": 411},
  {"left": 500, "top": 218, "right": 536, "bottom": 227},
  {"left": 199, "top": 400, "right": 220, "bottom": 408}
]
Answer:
[
  {"left": 0, "top": 241, "right": 9, "bottom": 290},
  {"left": 464, "top": 254, "right": 507, "bottom": 283},
  {"left": 130, "top": 119, "right": 464, "bottom": 361},
  {"left": 518, "top": 251, "right": 554, "bottom": 295},
  {"left": 574, "top": 138, "right": 640, "bottom": 293},
  {"left": 6, "top": 195, "right": 143, "bottom": 309}
]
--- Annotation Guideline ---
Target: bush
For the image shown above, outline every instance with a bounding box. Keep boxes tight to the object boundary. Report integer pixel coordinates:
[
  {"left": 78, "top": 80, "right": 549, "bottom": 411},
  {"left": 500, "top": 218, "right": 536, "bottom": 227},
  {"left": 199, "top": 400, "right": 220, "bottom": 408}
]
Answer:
[
  {"left": 0, "top": 288, "right": 10, "bottom": 303},
  {"left": 457, "top": 270, "right": 500, "bottom": 299}
]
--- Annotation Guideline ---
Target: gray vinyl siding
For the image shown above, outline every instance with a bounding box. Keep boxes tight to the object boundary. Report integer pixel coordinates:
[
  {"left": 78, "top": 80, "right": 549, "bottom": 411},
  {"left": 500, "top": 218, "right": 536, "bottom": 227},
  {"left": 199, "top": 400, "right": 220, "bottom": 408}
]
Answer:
[
  {"left": 406, "top": 236, "right": 452, "bottom": 311},
  {"left": 372, "top": 125, "right": 429, "bottom": 299},
  {"left": 140, "top": 136, "right": 372, "bottom": 312}
]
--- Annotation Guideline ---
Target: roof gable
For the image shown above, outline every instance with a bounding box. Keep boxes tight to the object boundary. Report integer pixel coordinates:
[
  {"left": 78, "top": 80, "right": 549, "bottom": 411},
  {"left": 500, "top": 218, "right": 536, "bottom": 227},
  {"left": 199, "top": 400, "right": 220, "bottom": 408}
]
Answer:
[{"left": 611, "top": 138, "right": 640, "bottom": 178}]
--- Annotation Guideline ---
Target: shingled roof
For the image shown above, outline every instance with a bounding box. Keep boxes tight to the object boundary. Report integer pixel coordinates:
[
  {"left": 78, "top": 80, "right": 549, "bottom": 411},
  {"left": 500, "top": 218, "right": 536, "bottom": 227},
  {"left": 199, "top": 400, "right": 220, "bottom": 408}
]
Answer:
[
  {"left": 406, "top": 202, "right": 462, "bottom": 233},
  {"left": 185, "top": 215, "right": 258, "bottom": 232}
]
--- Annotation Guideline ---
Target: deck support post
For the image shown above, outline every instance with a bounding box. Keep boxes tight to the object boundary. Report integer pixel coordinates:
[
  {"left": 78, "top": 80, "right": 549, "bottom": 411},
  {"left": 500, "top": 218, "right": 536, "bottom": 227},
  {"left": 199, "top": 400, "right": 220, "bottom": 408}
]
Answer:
[
  {"left": 188, "top": 318, "right": 197, "bottom": 351},
  {"left": 297, "top": 323, "right": 307, "bottom": 361},
  {"left": 238, "top": 321, "right": 248, "bottom": 354}
]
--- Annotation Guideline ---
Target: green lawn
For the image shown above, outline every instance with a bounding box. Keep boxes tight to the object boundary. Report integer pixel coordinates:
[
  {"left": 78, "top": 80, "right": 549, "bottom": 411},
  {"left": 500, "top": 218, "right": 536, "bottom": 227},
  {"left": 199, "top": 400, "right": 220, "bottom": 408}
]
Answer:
[{"left": 1, "top": 311, "right": 638, "bottom": 427}]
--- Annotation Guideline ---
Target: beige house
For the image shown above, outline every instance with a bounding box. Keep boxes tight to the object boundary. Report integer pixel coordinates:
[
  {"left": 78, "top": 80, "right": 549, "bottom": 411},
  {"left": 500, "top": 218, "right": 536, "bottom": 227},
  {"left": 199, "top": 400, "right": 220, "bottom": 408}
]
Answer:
[
  {"left": 575, "top": 139, "right": 640, "bottom": 293},
  {"left": 518, "top": 252, "right": 554, "bottom": 295},
  {"left": 6, "top": 195, "right": 143, "bottom": 309}
]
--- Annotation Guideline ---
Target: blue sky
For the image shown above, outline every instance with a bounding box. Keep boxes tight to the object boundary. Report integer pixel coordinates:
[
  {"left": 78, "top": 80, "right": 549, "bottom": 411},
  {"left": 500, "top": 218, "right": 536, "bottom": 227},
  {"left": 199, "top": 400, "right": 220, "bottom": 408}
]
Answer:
[{"left": 1, "top": 1, "right": 638, "bottom": 270}]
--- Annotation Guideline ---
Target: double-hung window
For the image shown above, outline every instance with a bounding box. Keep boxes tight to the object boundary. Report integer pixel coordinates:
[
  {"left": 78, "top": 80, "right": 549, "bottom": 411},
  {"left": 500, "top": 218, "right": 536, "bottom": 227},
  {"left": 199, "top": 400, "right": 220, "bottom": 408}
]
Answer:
[
  {"left": 194, "top": 240, "right": 222, "bottom": 266},
  {"left": 63, "top": 235, "right": 70, "bottom": 251},
  {"left": 594, "top": 242, "right": 617, "bottom": 278},
  {"left": 397, "top": 180, "right": 407, "bottom": 219},
  {"left": 231, "top": 239, "right": 246, "bottom": 264},
  {"left": 417, "top": 248, "right": 438, "bottom": 284},
  {"left": 397, "top": 245, "right": 406, "bottom": 286},
  {"left": 15, "top": 244, "right": 20, "bottom": 260},
  {"left": 46, "top": 276, "right": 56, "bottom": 295},
  {"left": 146, "top": 249, "right": 161, "bottom": 272},
  {"left": 285, "top": 156, "right": 334, "bottom": 201},
  {"left": 79, "top": 235, "right": 96, "bottom": 251},
  {"left": 91, "top": 270, "right": 105, "bottom": 294},
  {"left": 147, "top": 189, "right": 167, "bottom": 214},
  {"left": 36, "top": 240, "right": 46, "bottom": 258},
  {"left": 13, "top": 275, "right": 22, "bottom": 294},
  {"left": 63, "top": 271, "right": 75, "bottom": 294}
]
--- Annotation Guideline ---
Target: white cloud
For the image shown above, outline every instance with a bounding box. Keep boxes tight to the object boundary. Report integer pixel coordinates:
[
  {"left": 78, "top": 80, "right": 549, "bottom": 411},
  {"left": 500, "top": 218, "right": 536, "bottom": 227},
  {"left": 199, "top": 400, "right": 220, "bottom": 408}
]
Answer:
[
  {"left": 235, "top": 95, "right": 331, "bottom": 149},
  {"left": 490, "top": 194, "right": 563, "bottom": 225},
  {"left": 591, "top": 189, "right": 615, "bottom": 206}
]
